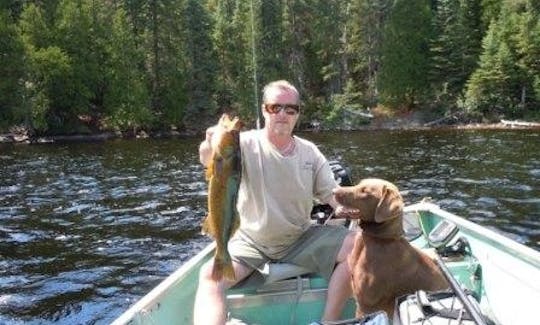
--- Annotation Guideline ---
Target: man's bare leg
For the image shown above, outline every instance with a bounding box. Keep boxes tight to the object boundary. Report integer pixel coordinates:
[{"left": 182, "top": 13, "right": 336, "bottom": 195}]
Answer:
[
  {"left": 193, "top": 260, "right": 252, "bottom": 325},
  {"left": 322, "top": 232, "right": 355, "bottom": 321}
]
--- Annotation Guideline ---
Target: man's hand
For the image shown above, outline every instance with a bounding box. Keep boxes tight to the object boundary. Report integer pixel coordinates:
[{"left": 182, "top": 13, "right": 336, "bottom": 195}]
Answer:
[{"left": 199, "top": 120, "right": 226, "bottom": 167}]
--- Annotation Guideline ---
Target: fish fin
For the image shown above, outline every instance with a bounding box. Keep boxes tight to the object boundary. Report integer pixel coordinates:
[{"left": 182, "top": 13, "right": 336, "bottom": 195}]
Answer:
[
  {"left": 221, "top": 262, "right": 236, "bottom": 281},
  {"left": 212, "top": 247, "right": 236, "bottom": 281},
  {"left": 202, "top": 215, "right": 215, "bottom": 237},
  {"left": 232, "top": 212, "right": 240, "bottom": 235},
  {"left": 205, "top": 164, "right": 212, "bottom": 181}
]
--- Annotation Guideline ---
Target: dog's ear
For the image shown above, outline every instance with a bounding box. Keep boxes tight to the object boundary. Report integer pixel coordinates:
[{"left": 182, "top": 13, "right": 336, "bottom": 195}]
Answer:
[{"left": 374, "top": 185, "right": 403, "bottom": 223}]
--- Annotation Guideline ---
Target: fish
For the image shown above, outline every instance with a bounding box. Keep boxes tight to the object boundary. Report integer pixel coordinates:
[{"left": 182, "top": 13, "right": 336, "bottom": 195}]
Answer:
[{"left": 203, "top": 114, "right": 243, "bottom": 281}]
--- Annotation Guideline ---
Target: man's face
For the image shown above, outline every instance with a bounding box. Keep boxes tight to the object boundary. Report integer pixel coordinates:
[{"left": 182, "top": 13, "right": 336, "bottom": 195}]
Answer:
[{"left": 262, "top": 88, "right": 300, "bottom": 136}]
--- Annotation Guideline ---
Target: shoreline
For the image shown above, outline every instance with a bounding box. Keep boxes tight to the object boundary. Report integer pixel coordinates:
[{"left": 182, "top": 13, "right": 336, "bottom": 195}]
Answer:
[{"left": 1, "top": 120, "right": 539, "bottom": 145}]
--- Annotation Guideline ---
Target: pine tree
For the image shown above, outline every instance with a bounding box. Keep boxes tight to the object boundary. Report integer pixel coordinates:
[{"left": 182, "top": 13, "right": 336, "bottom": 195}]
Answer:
[
  {"left": 378, "top": 0, "right": 433, "bottom": 109},
  {"left": 346, "top": 0, "right": 392, "bottom": 107},
  {"left": 210, "top": 0, "right": 258, "bottom": 121},
  {"left": 103, "top": 5, "right": 151, "bottom": 132},
  {"left": 465, "top": 0, "right": 538, "bottom": 118},
  {"left": 181, "top": 0, "right": 218, "bottom": 125},
  {"left": 0, "top": 9, "right": 25, "bottom": 129},
  {"left": 19, "top": 3, "right": 74, "bottom": 132},
  {"left": 465, "top": 20, "right": 519, "bottom": 117},
  {"left": 259, "top": 0, "right": 283, "bottom": 83},
  {"left": 429, "top": 0, "right": 483, "bottom": 109},
  {"left": 53, "top": 0, "right": 104, "bottom": 129}
]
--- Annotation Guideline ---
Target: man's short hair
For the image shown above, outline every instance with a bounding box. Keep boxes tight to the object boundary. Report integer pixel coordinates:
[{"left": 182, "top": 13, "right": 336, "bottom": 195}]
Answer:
[{"left": 262, "top": 80, "right": 300, "bottom": 104}]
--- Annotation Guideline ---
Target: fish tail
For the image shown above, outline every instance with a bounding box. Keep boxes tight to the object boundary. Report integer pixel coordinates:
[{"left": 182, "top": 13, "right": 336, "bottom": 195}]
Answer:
[
  {"left": 212, "top": 246, "right": 236, "bottom": 281},
  {"left": 221, "top": 262, "right": 236, "bottom": 281}
]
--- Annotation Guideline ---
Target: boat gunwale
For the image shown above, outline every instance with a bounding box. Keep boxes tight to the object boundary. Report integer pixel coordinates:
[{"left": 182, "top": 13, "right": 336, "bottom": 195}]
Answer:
[
  {"left": 407, "top": 202, "right": 540, "bottom": 269},
  {"left": 111, "top": 242, "right": 215, "bottom": 325}
]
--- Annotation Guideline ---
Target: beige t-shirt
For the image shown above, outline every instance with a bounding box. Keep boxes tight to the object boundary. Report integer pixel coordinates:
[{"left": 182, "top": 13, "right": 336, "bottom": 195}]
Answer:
[{"left": 235, "top": 129, "right": 337, "bottom": 259}]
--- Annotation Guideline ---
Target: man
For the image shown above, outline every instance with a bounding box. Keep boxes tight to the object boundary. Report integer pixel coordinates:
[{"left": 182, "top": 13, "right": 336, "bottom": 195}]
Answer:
[{"left": 194, "top": 80, "right": 358, "bottom": 324}]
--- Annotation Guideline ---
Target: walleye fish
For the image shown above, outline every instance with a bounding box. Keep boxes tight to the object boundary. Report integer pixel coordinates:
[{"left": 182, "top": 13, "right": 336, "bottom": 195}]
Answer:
[{"left": 203, "top": 114, "right": 242, "bottom": 281}]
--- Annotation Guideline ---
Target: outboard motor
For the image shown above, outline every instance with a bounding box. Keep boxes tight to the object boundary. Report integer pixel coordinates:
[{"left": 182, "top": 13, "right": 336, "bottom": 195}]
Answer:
[{"left": 311, "top": 160, "right": 353, "bottom": 225}]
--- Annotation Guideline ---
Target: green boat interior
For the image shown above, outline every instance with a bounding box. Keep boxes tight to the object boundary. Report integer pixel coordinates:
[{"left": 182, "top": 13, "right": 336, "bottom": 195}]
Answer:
[
  {"left": 224, "top": 211, "right": 485, "bottom": 324},
  {"left": 115, "top": 202, "right": 540, "bottom": 325}
]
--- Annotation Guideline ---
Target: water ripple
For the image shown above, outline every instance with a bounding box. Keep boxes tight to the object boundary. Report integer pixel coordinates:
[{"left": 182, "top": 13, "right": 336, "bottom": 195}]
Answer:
[{"left": 0, "top": 131, "right": 538, "bottom": 324}]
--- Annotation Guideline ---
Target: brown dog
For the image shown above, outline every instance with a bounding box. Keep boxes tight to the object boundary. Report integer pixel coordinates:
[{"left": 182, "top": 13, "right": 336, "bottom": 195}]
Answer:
[{"left": 333, "top": 178, "right": 449, "bottom": 318}]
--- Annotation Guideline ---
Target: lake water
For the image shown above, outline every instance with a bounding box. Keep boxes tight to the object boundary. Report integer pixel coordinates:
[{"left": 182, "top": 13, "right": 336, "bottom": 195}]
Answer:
[{"left": 0, "top": 129, "right": 539, "bottom": 324}]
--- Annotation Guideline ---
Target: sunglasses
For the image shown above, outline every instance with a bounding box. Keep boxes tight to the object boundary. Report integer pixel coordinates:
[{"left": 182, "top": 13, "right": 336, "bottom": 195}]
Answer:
[{"left": 264, "top": 103, "right": 300, "bottom": 115}]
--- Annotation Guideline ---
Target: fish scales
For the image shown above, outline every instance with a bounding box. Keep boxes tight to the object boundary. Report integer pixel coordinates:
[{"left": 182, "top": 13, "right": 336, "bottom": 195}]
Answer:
[{"left": 203, "top": 114, "right": 242, "bottom": 281}]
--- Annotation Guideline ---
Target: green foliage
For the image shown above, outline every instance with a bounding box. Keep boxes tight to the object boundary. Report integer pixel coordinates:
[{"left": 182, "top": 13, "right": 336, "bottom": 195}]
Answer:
[
  {"left": 103, "top": 7, "right": 152, "bottom": 131},
  {"left": 464, "top": 0, "right": 539, "bottom": 118},
  {"left": 323, "top": 80, "right": 371, "bottom": 129},
  {"left": 180, "top": 0, "right": 218, "bottom": 126},
  {"left": 1, "top": 0, "right": 539, "bottom": 135},
  {"left": 378, "top": 0, "right": 433, "bottom": 109},
  {"left": 26, "top": 46, "right": 73, "bottom": 131},
  {"left": 54, "top": 0, "right": 103, "bottom": 115},
  {"left": 0, "top": 9, "right": 25, "bottom": 129},
  {"left": 429, "top": 0, "right": 483, "bottom": 111},
  {"left": 346, "top": 0, "right": 392, "bottom": 107}
]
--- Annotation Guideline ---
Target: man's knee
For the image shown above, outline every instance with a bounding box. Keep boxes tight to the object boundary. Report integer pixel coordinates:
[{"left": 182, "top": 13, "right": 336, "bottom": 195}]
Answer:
[
  {"left": 198, "top": 259, "right": 248, "bottom": 289},
  {"left": 336, "top": 232, "right": 357, "bottom": 262},
  {"left": 198, "top": 260, "right": 219, "bottom": 285}
]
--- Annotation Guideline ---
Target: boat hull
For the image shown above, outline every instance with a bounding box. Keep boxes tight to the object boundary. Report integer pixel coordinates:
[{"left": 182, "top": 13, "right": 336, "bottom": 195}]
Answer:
[{"left": 112, "top": 202, "right": 540, "bottom": 325}]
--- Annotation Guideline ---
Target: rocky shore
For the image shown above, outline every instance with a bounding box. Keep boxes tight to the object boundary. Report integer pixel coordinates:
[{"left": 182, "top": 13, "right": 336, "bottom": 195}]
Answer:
[{"left": 1, "top": 118, "right": 539, "bottom": 145}]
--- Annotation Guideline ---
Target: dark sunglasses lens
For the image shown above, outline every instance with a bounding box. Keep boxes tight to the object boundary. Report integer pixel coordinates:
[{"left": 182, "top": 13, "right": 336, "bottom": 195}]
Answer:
[
  {"left": 285, "top": 105, "right": 300, "bottom": 114},
  {"left": 265, "top": 104, "right": 299, "bottom": 115}
]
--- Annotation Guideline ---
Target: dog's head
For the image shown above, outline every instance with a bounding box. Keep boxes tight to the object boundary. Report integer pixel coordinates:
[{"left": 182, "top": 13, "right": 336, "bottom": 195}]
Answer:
[{"left": 334, "top": 178, "right": 403, "bottom": 223}]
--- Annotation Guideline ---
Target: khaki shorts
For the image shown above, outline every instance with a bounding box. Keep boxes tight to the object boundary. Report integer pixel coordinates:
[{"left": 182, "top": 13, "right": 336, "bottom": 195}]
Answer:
[{"left": 228, "top": 225, "right": 351, "bottom": 281}]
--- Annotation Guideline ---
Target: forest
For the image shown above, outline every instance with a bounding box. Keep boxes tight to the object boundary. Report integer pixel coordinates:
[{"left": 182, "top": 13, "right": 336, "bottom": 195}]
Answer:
[{"left": 0, "top": 0, "right": 539, "bottom": 136}]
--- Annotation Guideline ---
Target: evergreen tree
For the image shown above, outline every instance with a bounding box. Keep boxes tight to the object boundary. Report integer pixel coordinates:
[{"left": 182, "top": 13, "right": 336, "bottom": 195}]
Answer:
[
  {"left": 259, "top": 0, "right": 283, "bottom": 83},
  {"left": 346, "top": 0, "right": 392, "bottom": 107},
  {"left": 181, "top": 0, "right": 218, "bottom": 126},
  {"left": 515, "top": 0, "right": 540, "bottom": 113},
  {"left": 0, "top": 9, "right": 25, "bottom": 129},
  {"left": 103, "top": 6, "right": 151, "bottom": 132},
  {"left": 137, "top": 0, "right": 190, "bottom": 128},
  {"left": 378, "top": 0, "right": 433, "bottom": 109},
  {"left": 51, "top": 0, "right": 109, "bottom": 131},
  {"left": 211, "top": 0, "right": 258, "bottom": 121},
  {"left": 19, "top": 3, "right": 75, "bottom": 132},
  {"left": 210, "top": 0, "right": 241, "bottom": 110},
  {"left": 480, "top": 0, "right": 502, "bottom": 32},
  {"left": 465, "top": 0, "right": 538, "bottom": 118},
  {"left": 430, "top": 0, "right": 483, "bottom": 109},
  {"left": 281, "top": 0, "right": 349, "bottom": 119},
  {"left": 464, "top": 20, "right": 519, "bottom": 117}
]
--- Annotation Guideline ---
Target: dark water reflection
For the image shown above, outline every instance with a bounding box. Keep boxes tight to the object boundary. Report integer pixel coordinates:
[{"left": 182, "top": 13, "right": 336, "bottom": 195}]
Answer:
[{"left": 0, "top": 129, "right": 538, "bottom": 324}]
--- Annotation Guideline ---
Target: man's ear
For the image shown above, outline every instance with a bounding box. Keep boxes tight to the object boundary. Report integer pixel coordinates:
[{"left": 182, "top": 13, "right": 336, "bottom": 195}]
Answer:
[{"left": 374, "top": 185, "right": 403, "bottom": 223}]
